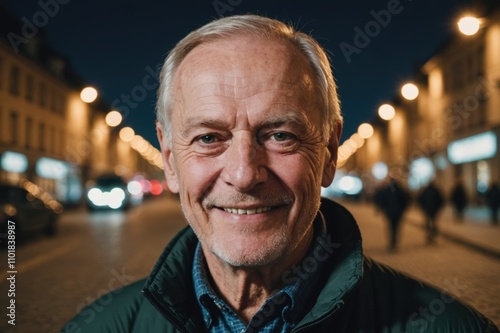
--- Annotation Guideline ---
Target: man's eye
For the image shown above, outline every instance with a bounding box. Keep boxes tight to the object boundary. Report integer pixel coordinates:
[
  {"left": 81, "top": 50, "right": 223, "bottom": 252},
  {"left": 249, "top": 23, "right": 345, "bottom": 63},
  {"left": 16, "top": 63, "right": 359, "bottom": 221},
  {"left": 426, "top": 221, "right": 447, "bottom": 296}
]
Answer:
[
  {"left": 198, "top": 135, "right": 217, "bottom": 144},
  {"left": 271, "top": 132, "right": 294, "bottom": 142}
]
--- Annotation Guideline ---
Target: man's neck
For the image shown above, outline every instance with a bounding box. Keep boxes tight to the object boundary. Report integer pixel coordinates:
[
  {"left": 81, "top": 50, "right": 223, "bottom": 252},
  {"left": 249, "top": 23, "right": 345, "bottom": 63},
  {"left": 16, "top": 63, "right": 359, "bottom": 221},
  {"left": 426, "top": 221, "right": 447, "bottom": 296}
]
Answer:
[{"left": 202, "top": 227, "right": 314, "bottom": 323}]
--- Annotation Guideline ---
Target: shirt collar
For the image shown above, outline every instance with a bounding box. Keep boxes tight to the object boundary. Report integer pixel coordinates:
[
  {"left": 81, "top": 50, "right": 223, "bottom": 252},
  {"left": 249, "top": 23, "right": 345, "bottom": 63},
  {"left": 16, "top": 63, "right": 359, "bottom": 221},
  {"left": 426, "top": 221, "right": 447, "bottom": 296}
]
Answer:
[{"left": 279, "top": 211, "right": 328, "bottom": 323}]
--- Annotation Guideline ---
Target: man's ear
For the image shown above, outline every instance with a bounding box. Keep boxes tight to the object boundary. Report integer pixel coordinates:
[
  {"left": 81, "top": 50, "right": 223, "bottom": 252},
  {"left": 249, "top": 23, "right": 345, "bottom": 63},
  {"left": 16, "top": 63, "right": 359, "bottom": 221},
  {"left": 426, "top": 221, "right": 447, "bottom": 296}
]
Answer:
[
  {"left": 321, "top": 122, "right": 342, "bottom": 187},
  {"left": 156, "top": 122, "right": 180, "bottom": 193}
]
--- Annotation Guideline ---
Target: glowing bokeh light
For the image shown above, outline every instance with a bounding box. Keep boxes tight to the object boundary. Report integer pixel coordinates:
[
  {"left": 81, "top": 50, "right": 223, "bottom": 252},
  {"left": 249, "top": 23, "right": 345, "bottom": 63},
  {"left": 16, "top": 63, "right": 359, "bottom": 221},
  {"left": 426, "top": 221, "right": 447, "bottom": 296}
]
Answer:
[
  {"left": 80, "top": 87, "right": 98, "bottom": 103},
  {"left": 457, "top": 16, "right": 480, "bottom": 36},
  {"left": 105, "top": 111, "right": 123, "bottom": 127},
  {"left": 357, "top": 123, "right": 374, "bottom": 139},
  {"left": 119, "top": 127, "right": 135, "bottom": 142},
  {"left": 378, "top": 104, "right": 396, "bottom": 121},
  {"left": 401, "top": 83, "right": 419, "bottom": 100}
]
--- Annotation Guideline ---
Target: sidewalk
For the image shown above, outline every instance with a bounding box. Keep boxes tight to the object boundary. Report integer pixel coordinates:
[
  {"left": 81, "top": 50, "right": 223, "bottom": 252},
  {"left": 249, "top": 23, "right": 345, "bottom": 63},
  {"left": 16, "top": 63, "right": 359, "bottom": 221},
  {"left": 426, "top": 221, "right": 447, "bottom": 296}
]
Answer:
[{"left": 405, "top": 204, "right": 500, "bottom": 259}]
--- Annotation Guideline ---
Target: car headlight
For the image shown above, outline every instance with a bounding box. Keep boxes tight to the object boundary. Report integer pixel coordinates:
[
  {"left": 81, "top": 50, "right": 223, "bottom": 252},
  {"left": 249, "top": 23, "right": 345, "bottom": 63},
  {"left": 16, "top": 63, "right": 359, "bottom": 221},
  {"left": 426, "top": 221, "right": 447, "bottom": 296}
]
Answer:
[
  {"left": 87, "top": 188, "right": 102, "bottom": 202},
  {"left": 127, "top": 181, "right": 142, "bottom": 195},
  {"left": 108, "top": 188, "right": 126, "bottom": 209}
]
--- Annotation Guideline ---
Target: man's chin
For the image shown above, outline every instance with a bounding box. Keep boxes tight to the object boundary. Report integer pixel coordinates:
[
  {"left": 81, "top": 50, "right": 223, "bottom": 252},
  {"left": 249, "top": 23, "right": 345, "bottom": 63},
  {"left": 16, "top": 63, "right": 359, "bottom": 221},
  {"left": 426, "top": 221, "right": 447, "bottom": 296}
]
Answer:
[{"left": 210, "top": 238, "right": 288, "bottom": 268}]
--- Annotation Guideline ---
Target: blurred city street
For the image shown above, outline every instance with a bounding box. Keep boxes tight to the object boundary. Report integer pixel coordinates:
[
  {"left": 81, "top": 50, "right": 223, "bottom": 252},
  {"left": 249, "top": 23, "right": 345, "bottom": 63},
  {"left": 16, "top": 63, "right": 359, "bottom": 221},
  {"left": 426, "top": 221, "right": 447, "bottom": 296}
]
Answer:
[
  {"left": 1, "top": 1, "right": 499, "bottom": 332},
  {"left": 0, "top": 196, "right": 499, "bottom": 333},
  {"left": 341, "top": 199, "right": 500, "bottom": 327}
]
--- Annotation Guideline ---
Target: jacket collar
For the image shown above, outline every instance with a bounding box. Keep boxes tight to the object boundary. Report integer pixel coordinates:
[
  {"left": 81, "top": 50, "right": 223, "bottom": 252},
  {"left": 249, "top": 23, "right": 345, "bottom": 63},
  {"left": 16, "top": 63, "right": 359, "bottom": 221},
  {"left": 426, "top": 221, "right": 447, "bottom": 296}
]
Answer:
[
  {"left": 142, "top": 198, "right": 364, "bottom": 331},
  {"left": 295, "top": 199, "right": 364, "bottom": 328}
]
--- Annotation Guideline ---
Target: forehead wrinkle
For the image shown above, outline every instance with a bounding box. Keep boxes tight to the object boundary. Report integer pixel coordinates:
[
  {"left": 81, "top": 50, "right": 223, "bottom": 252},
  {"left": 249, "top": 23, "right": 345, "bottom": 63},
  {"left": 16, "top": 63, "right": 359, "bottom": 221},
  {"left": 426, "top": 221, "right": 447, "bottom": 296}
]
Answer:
[{"left": 185, "top": 72, "right": 303, "bottom": 102}]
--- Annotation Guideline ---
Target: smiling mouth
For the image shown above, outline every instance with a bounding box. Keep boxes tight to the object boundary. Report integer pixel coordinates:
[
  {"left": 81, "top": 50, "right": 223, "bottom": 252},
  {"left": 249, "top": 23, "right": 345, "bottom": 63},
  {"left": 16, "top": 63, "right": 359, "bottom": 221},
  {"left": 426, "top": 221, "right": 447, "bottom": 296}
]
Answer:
[{"left": 221, "top": 207, "right": 273, "bottom": 215}]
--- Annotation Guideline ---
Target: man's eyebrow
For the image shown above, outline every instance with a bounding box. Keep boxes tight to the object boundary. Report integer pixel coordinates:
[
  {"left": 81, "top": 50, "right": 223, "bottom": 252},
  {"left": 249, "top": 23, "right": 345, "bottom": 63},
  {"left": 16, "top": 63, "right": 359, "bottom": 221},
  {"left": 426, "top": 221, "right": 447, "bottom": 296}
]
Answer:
[
  {"left": 259, "top": 113, "right": 310, "bottom": 129},
  {"left": 180, "top": 118, "right": 229, "bottom": 136},
  {"left": 180, "top": 112, "right": 310, "bottom": 135}
]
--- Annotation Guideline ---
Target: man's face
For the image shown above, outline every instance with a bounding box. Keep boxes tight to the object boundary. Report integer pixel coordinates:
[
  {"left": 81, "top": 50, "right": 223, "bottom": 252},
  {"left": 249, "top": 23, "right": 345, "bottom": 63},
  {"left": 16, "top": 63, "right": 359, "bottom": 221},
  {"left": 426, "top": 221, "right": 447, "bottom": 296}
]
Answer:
[{"left": 158, "top": 35, "right": 339, "bottom": 267}]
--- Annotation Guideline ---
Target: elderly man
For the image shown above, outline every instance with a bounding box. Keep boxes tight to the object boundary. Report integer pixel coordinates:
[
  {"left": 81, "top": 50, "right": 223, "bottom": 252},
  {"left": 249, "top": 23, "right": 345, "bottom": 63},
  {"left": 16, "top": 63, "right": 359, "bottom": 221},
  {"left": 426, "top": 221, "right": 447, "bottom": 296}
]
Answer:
[{"left": 62, "top": 15, "right": 498, "bottom": 333}]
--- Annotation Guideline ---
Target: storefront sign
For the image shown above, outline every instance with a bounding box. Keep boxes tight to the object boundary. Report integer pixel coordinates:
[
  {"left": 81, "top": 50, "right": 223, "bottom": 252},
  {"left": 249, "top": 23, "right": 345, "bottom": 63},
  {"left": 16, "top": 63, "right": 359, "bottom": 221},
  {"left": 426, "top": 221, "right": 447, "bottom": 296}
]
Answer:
[
  {"left": 447, "top": 131, "right": 497, "bottom": 164},
  {"left": 0, "top": 151, "right": 28, "bottom": 173},
  {"left": 36, "top": 157, "right": 69, "bottom": 179}
]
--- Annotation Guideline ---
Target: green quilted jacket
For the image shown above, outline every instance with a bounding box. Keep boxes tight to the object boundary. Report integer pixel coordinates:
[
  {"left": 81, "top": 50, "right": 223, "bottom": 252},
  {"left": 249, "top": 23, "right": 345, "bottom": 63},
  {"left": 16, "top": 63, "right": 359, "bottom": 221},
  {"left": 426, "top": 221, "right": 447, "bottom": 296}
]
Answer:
[{"left": 61, "top": 199, "right": 499, "bottom": 333}]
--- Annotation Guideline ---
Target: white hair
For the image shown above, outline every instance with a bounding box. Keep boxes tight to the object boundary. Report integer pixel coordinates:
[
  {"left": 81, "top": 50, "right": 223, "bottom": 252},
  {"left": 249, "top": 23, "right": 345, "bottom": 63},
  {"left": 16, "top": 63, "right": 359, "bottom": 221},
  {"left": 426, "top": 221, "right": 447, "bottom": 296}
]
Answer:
[{"left": 156, "top": 14, "right": 342, "bottom": 145}]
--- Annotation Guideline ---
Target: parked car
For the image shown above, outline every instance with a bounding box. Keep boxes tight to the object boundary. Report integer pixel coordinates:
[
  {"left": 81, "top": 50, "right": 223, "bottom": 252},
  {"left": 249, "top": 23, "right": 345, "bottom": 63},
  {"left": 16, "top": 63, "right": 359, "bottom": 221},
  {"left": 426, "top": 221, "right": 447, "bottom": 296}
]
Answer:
[
  {"left": 86, "top": 174, "right": 132, "bottom": 211},
  {"left": 0, "top": 183, "right": 60, "bottom": 242}
]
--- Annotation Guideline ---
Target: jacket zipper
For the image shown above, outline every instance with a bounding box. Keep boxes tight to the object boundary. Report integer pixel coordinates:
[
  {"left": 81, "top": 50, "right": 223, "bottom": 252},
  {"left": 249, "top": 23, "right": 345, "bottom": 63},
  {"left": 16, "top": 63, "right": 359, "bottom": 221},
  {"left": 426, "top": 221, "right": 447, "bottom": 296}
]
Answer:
[
  {"left": 142, "top": 288, "right": 193, "bottom": 333},
  {"left": 291, "top": 300, "right": 345, "bottom": 333}
]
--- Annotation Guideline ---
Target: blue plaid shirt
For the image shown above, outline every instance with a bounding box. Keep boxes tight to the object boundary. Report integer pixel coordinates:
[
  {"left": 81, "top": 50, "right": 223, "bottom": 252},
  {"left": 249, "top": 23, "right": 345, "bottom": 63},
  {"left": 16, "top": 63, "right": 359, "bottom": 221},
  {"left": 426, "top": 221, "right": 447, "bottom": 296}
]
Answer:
[{"left": 192, "top": 213, "right": 329, "bottom": 333}]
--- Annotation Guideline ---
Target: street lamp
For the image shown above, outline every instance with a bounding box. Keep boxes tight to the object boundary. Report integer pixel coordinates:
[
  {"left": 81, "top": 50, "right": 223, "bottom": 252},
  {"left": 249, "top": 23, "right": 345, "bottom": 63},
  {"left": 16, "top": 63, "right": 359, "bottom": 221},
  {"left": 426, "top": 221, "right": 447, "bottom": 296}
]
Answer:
[
  {"left": 401, "top": 83, "right": 419, "bottom": 100},
  {"left": 80, "top": 87, "right": 98, "bottom": 103},
  {"left": 457, "top": 16, "right": 481, "bottom": 36},
  {"left": 350, "top": 133, "right": 365, "bottom": 148},
  {"left": 105, "top": 111, "right": 123, "bottom": 127},
  {"left": 378, "top": 104, "right": 396, "bottom": 121},
  {"left": 358, "top": 123, "right": 374, "bottom": 139},
  {"left": 119, "top": 127, "right": 135, "bottom": 142}
]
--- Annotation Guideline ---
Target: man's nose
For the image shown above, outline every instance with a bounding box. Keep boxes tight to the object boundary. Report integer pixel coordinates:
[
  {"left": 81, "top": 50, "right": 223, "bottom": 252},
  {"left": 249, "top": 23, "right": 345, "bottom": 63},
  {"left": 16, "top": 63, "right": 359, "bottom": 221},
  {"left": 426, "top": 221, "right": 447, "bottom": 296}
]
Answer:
[{"left": 221, "top": 134, "right": 268, "bottom": 192}]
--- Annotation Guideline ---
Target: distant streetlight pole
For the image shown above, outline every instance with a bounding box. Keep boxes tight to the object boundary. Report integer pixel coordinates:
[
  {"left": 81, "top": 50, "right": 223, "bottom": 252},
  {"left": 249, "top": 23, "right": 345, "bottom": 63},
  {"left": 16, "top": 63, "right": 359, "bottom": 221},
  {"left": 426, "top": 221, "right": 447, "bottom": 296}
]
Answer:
[{"left": 400, "top": 82, "right": 420, "bottom": 174}]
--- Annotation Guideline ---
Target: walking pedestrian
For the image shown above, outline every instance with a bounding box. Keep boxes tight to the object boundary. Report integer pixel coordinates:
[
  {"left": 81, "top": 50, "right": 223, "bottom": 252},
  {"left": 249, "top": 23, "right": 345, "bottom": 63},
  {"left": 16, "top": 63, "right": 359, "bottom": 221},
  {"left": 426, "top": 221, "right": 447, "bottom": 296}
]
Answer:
[
  {"left": 374, "top": 178, "right": 410, "bottom": 251},
  {"left": 485, "top": 181, "right": 500, "bottom": 225},
  {"left": 417, "top": 180, "right": 445, "bottom": 243},
  {"left": 450, "top": 179, "right": 468, "bottom": 222}
]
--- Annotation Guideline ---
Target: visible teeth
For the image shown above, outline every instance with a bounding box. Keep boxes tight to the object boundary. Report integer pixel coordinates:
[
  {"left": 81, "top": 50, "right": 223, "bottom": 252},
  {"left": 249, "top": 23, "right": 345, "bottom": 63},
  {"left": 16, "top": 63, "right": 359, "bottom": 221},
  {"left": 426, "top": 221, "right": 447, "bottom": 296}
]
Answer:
[{"left": 223, "top": 207, "right": 272, "bottom": 215}]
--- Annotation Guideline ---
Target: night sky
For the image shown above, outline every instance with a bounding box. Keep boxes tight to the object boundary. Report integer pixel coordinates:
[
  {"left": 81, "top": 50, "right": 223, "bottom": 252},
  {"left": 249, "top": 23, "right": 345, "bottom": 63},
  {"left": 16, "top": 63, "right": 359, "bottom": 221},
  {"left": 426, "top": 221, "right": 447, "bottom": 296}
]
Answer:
[{"left": 2, "top": 0, "right": 474, "bottom": 148}]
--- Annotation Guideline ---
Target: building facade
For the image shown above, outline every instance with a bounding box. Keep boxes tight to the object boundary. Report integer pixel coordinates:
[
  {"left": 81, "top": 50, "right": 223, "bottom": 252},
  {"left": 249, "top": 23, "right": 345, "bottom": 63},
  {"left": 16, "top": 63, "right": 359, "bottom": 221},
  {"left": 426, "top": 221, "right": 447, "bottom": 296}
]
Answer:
[
  {"left": 0, "top": 7, "right": 161, "bottom": 206},
  {"left": 345, "top": 1, "right": 500, "bottom": 203}
]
